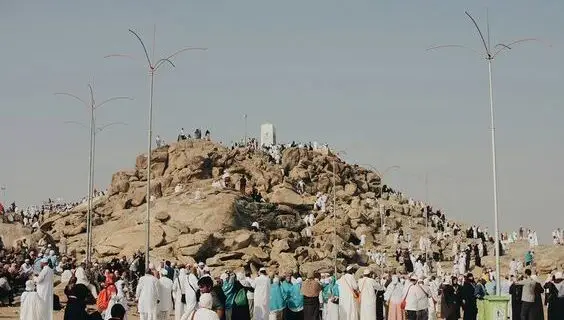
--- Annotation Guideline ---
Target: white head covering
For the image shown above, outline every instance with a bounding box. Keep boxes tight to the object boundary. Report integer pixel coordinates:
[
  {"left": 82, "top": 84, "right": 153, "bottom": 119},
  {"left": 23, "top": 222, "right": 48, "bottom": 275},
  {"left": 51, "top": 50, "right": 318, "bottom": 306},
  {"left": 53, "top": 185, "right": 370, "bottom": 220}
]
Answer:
[
  {"left": 199, "top": 293, "right": 213, "bottom": 309},
  {"left": 148, "top": 263, "right": 155, "bottom": 270},
  {"left": 25, "top": 280, "right": 35, "bottom": 292},
  {"left": 555, "top": 272, "right": 563, "bottom": 280},
  {"left": 160, "top": 269, "right": 168, "bottom": 276}
]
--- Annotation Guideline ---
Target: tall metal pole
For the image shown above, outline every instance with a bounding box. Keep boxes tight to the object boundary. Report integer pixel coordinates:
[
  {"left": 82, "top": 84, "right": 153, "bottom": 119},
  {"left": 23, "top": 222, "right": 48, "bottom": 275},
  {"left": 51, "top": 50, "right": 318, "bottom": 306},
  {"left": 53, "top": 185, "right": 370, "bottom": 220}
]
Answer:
[
  {"left": 145, "top": 70, "right": 155, "bottom": 269},
  {"left": 487, "top": 58, "right": 502, "bottom": 294},
  {"left": 360, "top": 164, "right": 400, "bottom": 245},
  {"left": 428, "top": 11, "right": 545, "bottom": 296},
  {"left": 332, "top": 158, "right": 337, "bottom": 276},
  {"left": 56, "top": 86, "right": 131, "bottom": 265},
  {"left": 244, "top": 114, "right": 248, "bottom": 145},
  {"left": 86, "top": 95, "right": 94, "bottom": 264},
  {"left": 425, "top": 171, "right": 429, "bottom": 261},
  {"left": 106, "top": 28, "right": 206, "bottom": 270},
  {"left": 0, "top": 186, "right": 5, "bottom": 203}
]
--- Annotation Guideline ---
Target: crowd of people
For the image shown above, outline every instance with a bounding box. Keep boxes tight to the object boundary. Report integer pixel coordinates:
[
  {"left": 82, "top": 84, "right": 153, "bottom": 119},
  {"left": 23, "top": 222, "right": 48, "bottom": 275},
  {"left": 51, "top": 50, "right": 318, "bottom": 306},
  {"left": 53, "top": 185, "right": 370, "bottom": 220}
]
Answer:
[
  {"left": 0, "top": 191, "right": 106, "bottom": 229},
  {"left": 7, "top": 245, "right": 564, "bottom": 320}
]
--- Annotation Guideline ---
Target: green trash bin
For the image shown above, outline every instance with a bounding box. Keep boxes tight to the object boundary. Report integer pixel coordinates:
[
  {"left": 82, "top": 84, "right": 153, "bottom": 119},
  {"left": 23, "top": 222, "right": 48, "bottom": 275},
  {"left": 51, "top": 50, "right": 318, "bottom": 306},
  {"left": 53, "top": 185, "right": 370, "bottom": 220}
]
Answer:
[
  {"left": 483, "top": 295, "right": 510, "bottom": 320},
  {"left": 477, "top": 299, "right": 486, "bottom": 320}
]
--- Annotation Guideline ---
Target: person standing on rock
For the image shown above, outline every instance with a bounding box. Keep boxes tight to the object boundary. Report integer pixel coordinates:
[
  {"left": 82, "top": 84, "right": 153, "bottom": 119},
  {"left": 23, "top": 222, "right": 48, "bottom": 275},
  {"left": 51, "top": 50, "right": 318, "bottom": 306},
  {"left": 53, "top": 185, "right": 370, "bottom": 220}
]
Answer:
[
  {"left": 253, "top": 268, "right": 271, "bottom": 320},
  {"left": 337, "top": 266, "right": 360, "bottom": 320},
  {"left": 239, "top": 176, "right": 247, "bottom": 195},
  {"left": 35, "top": 258, "right": 54, "bottom": 320},
  {"left": 136, "top": 269, "right": 160, "bottom": 320}
]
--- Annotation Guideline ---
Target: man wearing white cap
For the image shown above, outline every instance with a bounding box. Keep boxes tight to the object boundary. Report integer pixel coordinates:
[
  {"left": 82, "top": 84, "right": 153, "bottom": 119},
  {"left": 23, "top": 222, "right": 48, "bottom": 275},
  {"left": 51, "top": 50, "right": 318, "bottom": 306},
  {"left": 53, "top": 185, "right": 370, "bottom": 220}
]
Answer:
[
  {"left": 253, "top": 267, "right": 271, "bottom": 320},
  {"left": 35, "top": 258, "right": 54, "bottom": 320},
  {"left": 157, "top": 269, "right": 174, "bottom": 320},
  {"left": 136, "top": 269, "right": 160, "bottom": 320},
  {"left": 401, "top": 274, "right": 429, "bottom": 320},
  {"left": 20, "top": 280, "right": 43, "bottom": 320},
  {"left": 338, "top": 265, "right": 360, "bottom": 320},
  {"left": 358, "top": 269, "right": 385, "bottom": 320}
]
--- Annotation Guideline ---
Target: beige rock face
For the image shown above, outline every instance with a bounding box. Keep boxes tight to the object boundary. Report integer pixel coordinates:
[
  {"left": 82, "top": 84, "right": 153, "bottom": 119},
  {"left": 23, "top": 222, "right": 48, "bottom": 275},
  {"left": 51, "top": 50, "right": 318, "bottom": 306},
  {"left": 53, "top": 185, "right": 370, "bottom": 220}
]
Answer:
[
  {"left": 267, "top": 187, "right": 307, "bottom": 206},
  {"left": 30, "top": 139, "right": 562, "bottom": 278}
]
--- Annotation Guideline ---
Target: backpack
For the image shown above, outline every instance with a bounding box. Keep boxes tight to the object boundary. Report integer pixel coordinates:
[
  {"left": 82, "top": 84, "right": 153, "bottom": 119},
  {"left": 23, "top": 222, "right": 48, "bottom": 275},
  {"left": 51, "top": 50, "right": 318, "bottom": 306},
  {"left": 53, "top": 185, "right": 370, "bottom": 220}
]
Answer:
[{"left": 234, "top": 288, "right": 248, "bottom": 307}]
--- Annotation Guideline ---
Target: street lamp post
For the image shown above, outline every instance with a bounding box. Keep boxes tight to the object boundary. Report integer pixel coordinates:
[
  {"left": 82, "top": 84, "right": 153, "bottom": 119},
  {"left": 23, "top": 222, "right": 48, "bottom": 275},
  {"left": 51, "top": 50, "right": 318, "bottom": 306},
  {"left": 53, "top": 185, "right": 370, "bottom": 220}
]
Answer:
[
  {"left": 244, "top": 114, "right": 248, "bottom": 145},
  {"left": 107, "top": 27, "right": 206, "bottom": 270},
  {"left": 0, "top": 186, "right": 6, "bottom": 204},
  {"left": 55, "top": 85, "right": 131, "bottom": 264},
  {"left": 360, "top": 164, "right": 400, "bottom": 244},
  {"left": 425, "top": 171, "right": 430, "bottom": 261},
  {"left": 331, "top": 150, "right": 347, "bottom": 276},
  {"left": 428, "top": 11, "right": 546, "bottom": 295}
]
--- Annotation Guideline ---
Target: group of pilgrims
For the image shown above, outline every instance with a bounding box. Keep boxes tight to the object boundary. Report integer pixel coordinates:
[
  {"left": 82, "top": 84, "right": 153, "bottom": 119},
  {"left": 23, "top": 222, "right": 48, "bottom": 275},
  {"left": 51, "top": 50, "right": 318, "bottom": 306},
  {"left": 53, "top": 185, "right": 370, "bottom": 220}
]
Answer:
[
  {"left": 14, "top": 254, "right": 564, "bottom": 320},
  {"left": 0, "top": 192, "right": 105, "bottom": 228}
]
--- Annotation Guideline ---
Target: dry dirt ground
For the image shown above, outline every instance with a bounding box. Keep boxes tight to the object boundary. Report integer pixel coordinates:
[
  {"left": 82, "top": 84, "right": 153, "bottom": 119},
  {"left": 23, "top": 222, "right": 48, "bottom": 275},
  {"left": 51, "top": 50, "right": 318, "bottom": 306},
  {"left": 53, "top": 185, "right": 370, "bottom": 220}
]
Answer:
[{"left": 0, "top": 308, "right": 147, "bottom": 319}]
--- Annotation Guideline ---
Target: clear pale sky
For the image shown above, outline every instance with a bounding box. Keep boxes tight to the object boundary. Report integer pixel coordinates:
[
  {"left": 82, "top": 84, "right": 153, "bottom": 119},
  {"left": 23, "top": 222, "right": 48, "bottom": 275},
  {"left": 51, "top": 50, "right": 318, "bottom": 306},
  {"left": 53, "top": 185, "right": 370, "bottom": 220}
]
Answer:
[{"left": 1, "top": 1, "right": 562, "bottom": 242}]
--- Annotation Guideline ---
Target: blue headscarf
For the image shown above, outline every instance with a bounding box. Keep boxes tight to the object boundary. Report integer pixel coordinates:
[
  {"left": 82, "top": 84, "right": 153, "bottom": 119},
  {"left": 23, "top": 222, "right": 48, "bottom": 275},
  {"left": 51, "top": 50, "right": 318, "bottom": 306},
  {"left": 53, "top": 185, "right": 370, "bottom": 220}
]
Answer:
[
  {"left": 270, "top": 277, "right": 285, "bottom": 313},
  {"left": 322, "top": 276, "right": 339, "bottom": 302},
  {"left": 222, "top": 274, "right": 236, "bottom": 309},
  {"left": 287, "top": 280, "right": 304, "bottom": 312}
]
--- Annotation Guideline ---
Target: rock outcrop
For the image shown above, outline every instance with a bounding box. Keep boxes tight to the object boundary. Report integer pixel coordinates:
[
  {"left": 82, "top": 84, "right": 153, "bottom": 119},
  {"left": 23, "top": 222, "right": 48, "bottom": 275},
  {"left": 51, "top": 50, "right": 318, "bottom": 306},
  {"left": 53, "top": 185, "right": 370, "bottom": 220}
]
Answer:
[{"left": 30, "top": 139, "right": 563, "bottom": 277}]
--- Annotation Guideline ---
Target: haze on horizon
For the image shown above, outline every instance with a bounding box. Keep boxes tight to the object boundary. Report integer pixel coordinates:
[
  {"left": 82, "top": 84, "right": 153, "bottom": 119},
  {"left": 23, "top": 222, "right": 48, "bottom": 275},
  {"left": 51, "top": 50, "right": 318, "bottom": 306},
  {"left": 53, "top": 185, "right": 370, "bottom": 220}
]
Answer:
[{"left": 0, "top": 1, "right": 562, "bottom": 242}]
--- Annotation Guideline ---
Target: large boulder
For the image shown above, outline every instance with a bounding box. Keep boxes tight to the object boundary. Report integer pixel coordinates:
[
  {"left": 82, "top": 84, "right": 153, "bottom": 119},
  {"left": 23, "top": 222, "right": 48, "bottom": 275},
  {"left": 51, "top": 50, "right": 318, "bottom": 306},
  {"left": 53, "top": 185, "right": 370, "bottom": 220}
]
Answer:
[
  {"left": 268, "top": 187, "right": 307, "bottom": 206},
  {"left": 109, "top": 171, "right": 131, "bottom": 196},
  {"left": 222, "top": 230, "right": 253, "bottom": 251},
  {"left": 299, "top": 259, "right": 335, "bottom": 275}
]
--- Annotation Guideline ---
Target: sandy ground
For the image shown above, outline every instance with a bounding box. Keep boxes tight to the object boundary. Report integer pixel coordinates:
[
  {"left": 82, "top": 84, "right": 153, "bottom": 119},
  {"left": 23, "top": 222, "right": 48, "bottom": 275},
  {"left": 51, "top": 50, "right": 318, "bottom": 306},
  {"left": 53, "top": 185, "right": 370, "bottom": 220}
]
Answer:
[{"left": 0, "top": 308, "right": 146, "bottom": 319}]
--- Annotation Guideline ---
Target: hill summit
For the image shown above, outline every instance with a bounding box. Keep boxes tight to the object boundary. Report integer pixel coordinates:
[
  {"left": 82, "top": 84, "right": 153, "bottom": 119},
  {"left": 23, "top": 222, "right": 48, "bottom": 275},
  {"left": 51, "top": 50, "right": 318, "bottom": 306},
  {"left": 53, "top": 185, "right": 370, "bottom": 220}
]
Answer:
[{"left": 36, "top": 139, "right": 563, "bottom": 276}]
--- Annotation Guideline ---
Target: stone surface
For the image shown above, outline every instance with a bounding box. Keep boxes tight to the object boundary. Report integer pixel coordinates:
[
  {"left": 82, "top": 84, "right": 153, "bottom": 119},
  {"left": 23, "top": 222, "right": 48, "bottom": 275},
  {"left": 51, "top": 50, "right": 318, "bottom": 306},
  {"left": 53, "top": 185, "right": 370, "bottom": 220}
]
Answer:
[{"left": 24, "top": 139, "right": 562, "bottom": 278}]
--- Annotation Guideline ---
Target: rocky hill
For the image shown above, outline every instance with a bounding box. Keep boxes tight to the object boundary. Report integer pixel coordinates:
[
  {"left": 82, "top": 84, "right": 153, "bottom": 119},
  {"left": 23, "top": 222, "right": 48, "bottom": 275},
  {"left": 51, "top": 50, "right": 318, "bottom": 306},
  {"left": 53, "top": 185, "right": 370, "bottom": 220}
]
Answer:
[{"left": 32, "top": 139, "right": 564, "bottom": 276}]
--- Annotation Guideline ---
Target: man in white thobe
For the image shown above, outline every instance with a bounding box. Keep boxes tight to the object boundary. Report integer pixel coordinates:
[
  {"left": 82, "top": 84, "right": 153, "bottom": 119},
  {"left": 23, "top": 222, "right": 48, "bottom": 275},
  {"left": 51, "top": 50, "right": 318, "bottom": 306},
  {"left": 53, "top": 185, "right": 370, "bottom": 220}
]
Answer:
[
  {"left": 20, "top": 280, "right": 44, "bottom": 320},
  {"left": 136, "top": 270, "right": 160, "bottom": 320},
  {"left": 35, "top": 258, "right": 53, "bottom": 320},
  {"left": 253, "top": 268, "right": 271, "bottom": 320},
  {"left": 358, "top": 269, "right": 382, "bottom": 320},
  {"left": 337, "top": 266, "right": 360, "bottom": 320},
  {"left": 157, "top": 269, "right": 174, "bottom": 320}
]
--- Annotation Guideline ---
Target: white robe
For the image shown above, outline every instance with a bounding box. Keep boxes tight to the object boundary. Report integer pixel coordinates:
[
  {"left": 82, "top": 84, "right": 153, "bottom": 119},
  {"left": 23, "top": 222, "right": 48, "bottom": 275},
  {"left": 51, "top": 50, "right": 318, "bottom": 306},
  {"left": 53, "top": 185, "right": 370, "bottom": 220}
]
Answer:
[
  {"left": 253, "top": 274, "right": 271, "bottom": 320},
  {"left": 35, "top": 266, "right": 53, "bottom": 320},
  {"left": 181, "top": 273, "right": 199, "bottom": 318},
  {"left": 20, "top": 291, "right": 44, "bottom": 320},
  {"left": 358, "top": 277, "right": 378, "bottom": 320},
  {"left": 173, "top": 272, "right": 189, "bottom": 320},
  {"left": 158, "top": 277, "right": 174, "bottom": 313},
  {"left": 75, "top": 266, "right": 97, "bottom": 298},
  {"left": 136, "top": 274, "right": 160, "bottom": 318},
  {"left": 191, "top": 308, "right": 220, "bottom": 320},
  {"left": 105, "top": 293, "right": 128, "bottom": 320},
  {"left": 337, "top": 274, "right": 359, "bottom": 320}
]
